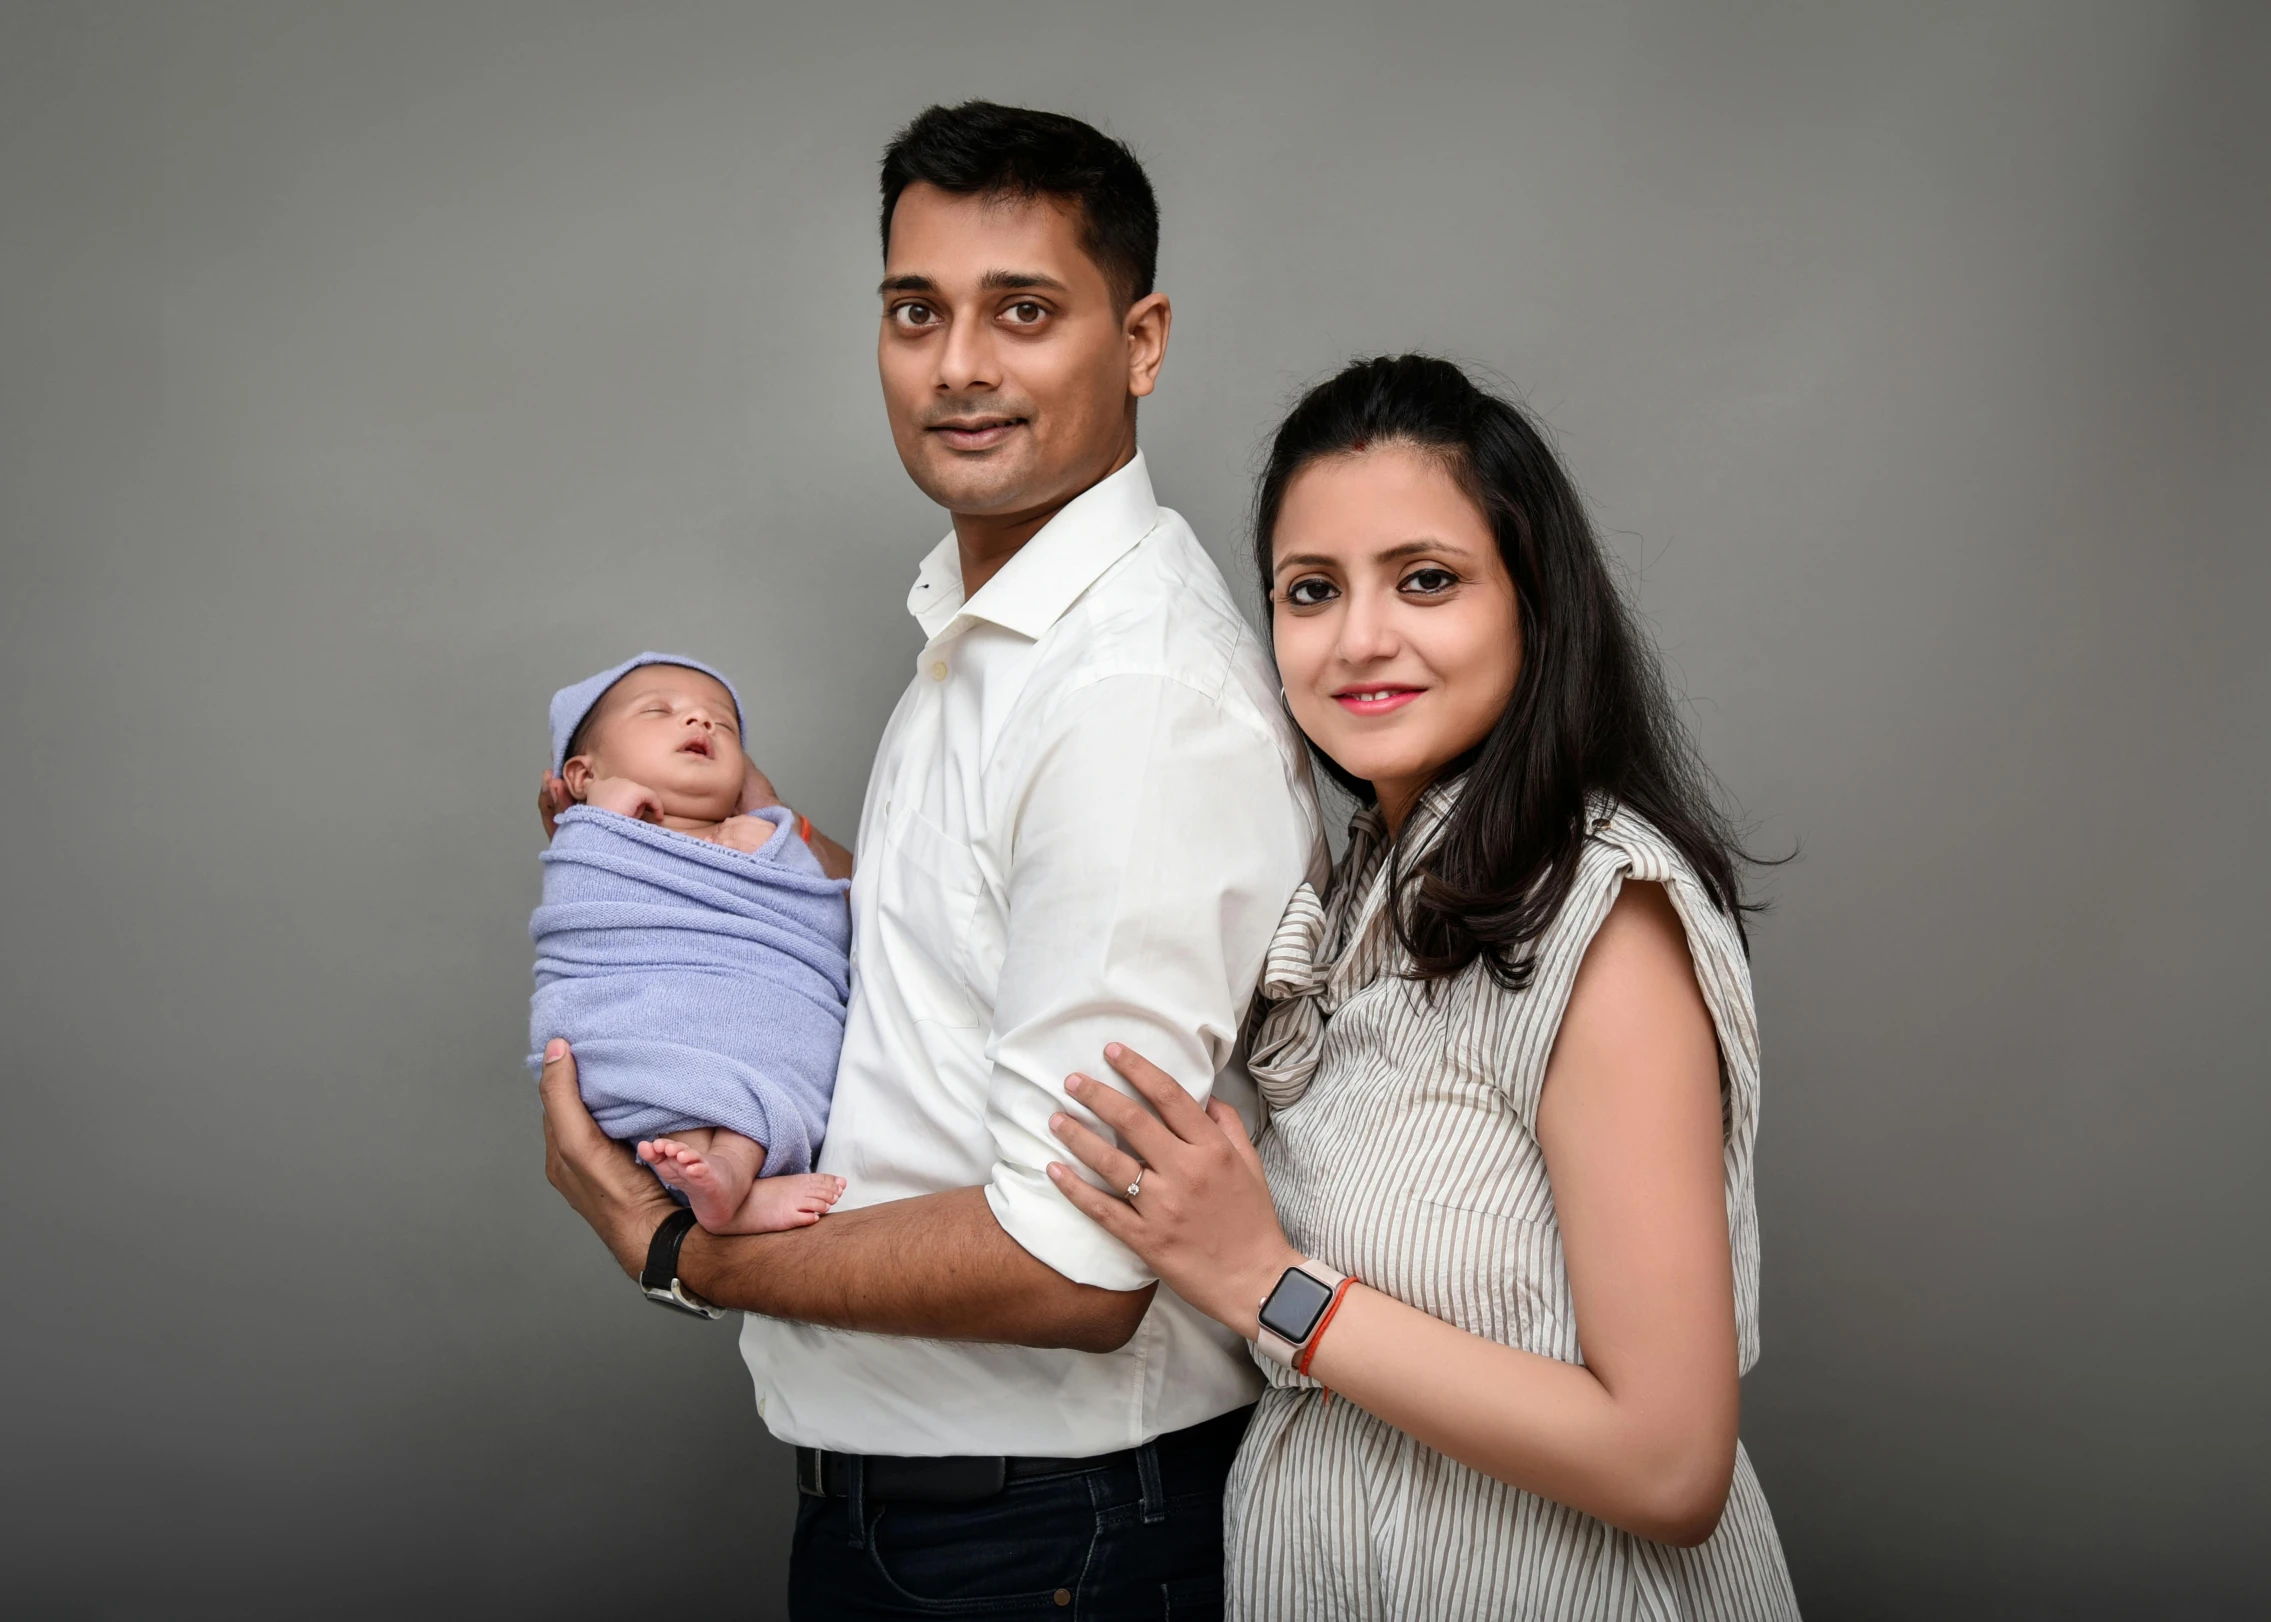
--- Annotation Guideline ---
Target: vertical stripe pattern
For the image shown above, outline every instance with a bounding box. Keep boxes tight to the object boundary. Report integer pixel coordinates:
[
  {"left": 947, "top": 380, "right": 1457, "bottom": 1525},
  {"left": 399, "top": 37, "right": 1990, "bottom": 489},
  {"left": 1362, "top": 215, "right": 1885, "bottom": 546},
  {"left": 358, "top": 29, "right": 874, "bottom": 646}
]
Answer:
[{"left": 1226, "top": 786, "right": 1799, "bottom": 1620}]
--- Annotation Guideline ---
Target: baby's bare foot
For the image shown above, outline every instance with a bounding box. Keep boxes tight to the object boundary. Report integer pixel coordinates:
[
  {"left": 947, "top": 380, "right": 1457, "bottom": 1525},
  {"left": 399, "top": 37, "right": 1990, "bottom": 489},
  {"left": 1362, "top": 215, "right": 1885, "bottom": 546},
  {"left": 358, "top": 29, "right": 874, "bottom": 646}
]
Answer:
[
  {"left": 639, "top": 1137, "right": 750, "bottom": 1233},
  {"left": 711, "top": 1173, "right": 848, "bottom": 1236}
]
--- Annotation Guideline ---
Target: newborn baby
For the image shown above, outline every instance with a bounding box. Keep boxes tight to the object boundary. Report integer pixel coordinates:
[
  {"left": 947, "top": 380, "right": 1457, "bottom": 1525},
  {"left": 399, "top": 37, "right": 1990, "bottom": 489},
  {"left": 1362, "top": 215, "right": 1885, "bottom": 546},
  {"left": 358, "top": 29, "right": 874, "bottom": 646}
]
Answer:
[{"left": 530, "top": 653, "right": 849, "bottom": 1234}]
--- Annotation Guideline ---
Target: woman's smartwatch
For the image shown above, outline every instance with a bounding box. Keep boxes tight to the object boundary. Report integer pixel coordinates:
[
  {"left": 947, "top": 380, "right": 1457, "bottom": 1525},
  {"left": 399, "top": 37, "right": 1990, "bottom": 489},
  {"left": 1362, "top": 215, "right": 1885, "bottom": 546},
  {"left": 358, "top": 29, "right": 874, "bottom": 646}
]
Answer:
[
  {"left": 1254, "top": 1258, "right": 1349, "bottom": 1368},
  {"left": 640, "top": 1207, "right": 724, "bottom": 1319}
]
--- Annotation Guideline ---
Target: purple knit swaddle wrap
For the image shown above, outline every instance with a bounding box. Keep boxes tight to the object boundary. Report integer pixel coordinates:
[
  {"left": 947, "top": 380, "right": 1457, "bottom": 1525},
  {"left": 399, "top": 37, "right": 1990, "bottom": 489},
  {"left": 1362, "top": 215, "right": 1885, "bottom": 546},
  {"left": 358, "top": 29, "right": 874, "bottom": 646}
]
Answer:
[{"left": 529, "top": 805, "right": 849, "bottom": 1176}]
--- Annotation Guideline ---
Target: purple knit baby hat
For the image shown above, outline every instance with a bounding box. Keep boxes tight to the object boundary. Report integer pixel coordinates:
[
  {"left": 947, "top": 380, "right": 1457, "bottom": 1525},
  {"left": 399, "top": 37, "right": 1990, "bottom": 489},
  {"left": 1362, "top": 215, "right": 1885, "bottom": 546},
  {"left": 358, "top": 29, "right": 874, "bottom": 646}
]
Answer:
[{"left": 548, "top": 652, "right": 743, "bottom": 774}]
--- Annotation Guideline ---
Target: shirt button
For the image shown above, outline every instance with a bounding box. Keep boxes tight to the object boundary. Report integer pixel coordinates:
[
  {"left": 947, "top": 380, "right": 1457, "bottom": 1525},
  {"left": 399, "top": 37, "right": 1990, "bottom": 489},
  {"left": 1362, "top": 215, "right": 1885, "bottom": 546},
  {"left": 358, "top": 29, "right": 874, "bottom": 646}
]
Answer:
[{"left": 929, "top": 661, "right": 948, "bottom": 681}]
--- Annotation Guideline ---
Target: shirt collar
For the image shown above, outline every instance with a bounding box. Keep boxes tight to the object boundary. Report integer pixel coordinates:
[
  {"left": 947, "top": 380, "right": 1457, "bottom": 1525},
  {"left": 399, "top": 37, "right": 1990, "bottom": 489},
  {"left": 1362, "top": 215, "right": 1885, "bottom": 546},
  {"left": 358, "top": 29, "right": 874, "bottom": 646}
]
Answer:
[{"left": 904, "top": 451, "right": 1162, "bottom": 643}]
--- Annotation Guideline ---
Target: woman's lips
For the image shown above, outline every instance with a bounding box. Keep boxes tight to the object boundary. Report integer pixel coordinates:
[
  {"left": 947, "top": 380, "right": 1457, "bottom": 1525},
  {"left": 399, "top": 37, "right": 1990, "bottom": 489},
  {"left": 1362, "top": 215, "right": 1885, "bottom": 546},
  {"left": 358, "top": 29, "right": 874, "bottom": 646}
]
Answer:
[
  {"left": 1333, "top": 688, "right": 1423, "bottom": 716},
  {"left": 930, "top": 419, "right": 1022, "bottom": 451}
]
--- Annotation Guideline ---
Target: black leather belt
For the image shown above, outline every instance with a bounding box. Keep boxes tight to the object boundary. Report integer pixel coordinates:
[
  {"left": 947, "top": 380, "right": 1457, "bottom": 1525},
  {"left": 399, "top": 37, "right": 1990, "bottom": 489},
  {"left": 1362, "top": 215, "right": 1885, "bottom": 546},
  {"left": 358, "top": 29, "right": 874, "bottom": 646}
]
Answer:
[{"left": 795, "top": 1404, "right": 1253, "bottom": 1506}]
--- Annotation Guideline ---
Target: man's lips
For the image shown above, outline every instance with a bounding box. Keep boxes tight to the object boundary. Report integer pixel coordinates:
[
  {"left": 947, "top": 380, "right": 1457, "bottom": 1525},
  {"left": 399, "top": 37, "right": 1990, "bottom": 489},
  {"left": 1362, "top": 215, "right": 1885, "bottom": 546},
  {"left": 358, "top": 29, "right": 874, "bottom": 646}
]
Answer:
[
  {"left": 927, "top": 417, "right": 1025, "bottom": 452},
  {"left": 1332, "top": 686, "right": 1424, "bottom": 716}
]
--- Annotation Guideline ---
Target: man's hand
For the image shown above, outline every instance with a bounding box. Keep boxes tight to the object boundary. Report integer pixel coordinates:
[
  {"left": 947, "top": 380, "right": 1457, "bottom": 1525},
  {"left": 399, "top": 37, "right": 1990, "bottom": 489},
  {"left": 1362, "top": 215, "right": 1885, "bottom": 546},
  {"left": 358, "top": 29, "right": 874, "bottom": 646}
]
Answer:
[
  {"left": 539, "top": 771, "right": 574, "bottom": 841},
  {"left": 538, "top": 1039, "right": 676, "bottom": 1279},
  {"left": 537, "top": 1036, "right": 1151, "bottom": 1346},
  {"left": 737, "top": 754, "right": 783, "bottom": 817}
]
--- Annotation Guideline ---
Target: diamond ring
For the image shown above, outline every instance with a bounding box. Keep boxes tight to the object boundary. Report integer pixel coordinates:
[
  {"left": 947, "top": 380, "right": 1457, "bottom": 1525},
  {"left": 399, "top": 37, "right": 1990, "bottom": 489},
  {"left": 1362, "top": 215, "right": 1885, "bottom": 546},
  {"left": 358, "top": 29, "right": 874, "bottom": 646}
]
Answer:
[{"left": 1125, "top": 1168, "right": 1145, "bottom": 1201}]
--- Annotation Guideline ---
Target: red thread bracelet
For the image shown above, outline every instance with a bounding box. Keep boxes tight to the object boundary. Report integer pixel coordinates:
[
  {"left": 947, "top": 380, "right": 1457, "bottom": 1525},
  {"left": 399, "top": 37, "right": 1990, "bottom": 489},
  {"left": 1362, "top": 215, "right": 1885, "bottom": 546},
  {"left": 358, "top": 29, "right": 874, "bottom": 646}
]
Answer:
[
  {"left": 1293, "top": 1277, "right": 1357, "bottom": 1381},
  {"left": 796, "top": 813, "right": 813, "bottom": 844}
]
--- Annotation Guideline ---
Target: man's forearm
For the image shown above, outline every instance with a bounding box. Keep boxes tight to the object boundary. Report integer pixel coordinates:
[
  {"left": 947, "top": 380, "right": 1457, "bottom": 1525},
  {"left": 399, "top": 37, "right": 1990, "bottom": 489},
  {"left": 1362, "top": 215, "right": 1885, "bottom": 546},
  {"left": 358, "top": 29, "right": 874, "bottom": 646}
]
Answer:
[
  {"left": 676, "top": 1184, "right": 1155, "bottom": 1353},
  {"left": 802, "top": 823, "right": 854, "bottom": 882}
]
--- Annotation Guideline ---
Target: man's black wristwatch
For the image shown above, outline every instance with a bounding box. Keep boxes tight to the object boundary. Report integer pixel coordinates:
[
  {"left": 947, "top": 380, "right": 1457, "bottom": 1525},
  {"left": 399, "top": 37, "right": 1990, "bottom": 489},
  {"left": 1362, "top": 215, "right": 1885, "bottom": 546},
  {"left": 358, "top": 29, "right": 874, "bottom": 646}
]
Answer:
[{"left": 640, "top": 1207, "right": 724, "bottom": 1319}]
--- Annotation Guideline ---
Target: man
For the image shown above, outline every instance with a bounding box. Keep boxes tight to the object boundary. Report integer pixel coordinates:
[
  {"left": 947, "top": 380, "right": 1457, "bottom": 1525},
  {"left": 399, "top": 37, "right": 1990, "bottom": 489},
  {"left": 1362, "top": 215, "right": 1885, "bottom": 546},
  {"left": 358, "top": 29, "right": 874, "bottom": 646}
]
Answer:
[{"left": 538, "top": 102, "right": 1317, "bottom": 1617}]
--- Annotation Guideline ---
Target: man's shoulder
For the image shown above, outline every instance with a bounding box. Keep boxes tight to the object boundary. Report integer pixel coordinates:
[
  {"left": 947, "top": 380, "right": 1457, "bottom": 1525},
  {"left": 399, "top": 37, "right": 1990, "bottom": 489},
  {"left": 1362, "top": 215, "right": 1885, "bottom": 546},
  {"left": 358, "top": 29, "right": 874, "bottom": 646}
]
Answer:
[{"left": 1033, "top": 507, "right": 1266, "bottom": 706}]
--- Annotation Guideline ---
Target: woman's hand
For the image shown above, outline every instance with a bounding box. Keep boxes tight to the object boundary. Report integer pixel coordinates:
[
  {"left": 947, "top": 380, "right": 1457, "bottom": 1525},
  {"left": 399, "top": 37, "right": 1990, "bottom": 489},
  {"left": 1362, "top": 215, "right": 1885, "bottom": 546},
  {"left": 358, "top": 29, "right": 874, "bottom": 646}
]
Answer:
[{"left": 1047, "top": 1043, "right": 1303, "bottom": 1339}]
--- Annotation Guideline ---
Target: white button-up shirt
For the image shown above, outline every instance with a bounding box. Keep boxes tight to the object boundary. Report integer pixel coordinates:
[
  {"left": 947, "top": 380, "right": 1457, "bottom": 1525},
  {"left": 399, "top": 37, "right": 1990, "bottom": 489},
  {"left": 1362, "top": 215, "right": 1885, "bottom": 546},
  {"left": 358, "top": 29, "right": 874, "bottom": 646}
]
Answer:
[{"left": 738, "top": 453, "right": 1321, "bottom": 1456}]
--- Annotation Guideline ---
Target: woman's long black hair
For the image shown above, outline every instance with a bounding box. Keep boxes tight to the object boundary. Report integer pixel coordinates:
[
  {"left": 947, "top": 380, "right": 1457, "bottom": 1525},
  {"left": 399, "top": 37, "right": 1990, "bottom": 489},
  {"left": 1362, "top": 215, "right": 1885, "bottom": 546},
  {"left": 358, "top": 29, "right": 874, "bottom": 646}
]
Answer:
[{"left": 1254, "top": 354, "right": 1759, "bottom": 989}]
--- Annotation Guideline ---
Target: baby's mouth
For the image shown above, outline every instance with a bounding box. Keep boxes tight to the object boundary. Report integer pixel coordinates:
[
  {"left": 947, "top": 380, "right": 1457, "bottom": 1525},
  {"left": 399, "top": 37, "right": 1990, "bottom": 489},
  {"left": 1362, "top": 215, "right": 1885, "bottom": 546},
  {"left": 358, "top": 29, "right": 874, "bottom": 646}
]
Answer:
[{"left": 678, "top": 735, "right": 715, "bottom": 760}]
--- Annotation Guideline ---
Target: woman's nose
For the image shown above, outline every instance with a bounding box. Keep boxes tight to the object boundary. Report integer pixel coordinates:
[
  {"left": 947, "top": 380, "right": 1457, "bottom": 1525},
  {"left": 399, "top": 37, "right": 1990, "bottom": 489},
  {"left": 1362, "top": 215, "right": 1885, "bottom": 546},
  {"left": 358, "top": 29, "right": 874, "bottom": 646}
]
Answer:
[{"left": 1338, "top": 594, "right": 1398, "bottom": 661}]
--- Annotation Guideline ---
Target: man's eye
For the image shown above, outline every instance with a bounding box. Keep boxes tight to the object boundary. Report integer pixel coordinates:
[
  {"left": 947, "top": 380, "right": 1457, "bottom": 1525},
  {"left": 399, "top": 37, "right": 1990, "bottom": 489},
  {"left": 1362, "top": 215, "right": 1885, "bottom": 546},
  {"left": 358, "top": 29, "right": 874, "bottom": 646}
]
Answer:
[
  {"left": 895, "top": 302, "right": 938, "bottom": 328},
  {"left": 1401, "top": 567, "right": 1459, "bottom": 595},
  {"left": 1005, "top": 301, "right": 1046, "bottom": 324},
  {"left": 1282, "top": 577, "right": 1338, "bottom": 607}
]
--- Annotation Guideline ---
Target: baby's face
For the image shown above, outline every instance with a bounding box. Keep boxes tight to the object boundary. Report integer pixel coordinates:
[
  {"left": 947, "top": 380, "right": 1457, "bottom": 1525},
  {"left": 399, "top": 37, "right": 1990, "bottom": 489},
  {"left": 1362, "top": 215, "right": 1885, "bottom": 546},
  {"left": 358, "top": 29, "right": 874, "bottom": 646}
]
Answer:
[{"left": 570, "top": 666, "right": 745, "bottom": 821}]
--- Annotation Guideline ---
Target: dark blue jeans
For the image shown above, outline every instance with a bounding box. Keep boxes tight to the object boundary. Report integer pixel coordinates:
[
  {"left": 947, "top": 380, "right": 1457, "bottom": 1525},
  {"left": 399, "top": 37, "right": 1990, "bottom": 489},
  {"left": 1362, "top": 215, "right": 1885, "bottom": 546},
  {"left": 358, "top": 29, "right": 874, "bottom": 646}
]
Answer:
[{"left": 787, "top": 1408, "right": 1248, "bottom": 1620}]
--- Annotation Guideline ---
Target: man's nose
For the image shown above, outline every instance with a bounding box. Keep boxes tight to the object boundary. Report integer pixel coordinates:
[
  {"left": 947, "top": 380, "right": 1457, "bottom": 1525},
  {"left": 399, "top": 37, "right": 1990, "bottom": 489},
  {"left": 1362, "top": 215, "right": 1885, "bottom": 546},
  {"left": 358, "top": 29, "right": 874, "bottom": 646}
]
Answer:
[{"left": 936, "top": 314, "right": 1002, "bottom": 395}]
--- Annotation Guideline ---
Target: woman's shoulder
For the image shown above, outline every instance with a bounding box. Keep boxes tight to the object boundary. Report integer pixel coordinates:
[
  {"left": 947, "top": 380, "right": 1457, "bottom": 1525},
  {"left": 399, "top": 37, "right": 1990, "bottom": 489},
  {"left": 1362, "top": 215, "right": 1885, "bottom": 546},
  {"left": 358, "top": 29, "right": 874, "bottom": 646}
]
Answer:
[{"left": 1575, "top": 802, "right": 1740, "bottom": 935}]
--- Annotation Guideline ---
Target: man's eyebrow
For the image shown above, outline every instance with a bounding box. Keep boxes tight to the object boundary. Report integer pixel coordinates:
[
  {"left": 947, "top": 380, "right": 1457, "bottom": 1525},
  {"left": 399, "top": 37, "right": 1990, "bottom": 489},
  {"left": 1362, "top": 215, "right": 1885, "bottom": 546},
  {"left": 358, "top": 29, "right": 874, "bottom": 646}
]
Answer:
[
  {"left": 1274, "top": 538, "right": 1477, "bottom": 573},
  {"left": 979, "top": 270, "right": 1068, "bottom": 292},
  {"left": 879, "top": 270, "right": 1068, "bottom": 297}
]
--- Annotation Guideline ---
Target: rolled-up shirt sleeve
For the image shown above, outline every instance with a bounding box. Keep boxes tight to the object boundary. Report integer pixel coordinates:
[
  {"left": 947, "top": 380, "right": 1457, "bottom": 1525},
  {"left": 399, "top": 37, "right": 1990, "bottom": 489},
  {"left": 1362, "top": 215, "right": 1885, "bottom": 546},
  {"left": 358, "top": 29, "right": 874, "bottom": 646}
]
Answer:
[{"left": 981, "top": 673, "right": 1313, "bottom": 1291}]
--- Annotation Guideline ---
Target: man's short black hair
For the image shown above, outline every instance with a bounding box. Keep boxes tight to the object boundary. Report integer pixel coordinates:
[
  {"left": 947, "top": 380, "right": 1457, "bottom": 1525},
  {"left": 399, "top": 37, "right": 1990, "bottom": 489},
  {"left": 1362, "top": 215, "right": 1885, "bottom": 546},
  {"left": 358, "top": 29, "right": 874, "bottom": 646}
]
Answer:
[{"left": 880, "top": 102, "right": 1159, "bottom": 309}]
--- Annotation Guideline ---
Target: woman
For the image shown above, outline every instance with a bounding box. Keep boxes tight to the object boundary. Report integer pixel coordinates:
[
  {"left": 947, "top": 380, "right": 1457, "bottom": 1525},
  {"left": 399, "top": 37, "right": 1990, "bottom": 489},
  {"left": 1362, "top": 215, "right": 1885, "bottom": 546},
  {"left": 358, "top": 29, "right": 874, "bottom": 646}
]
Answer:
[{"left": 1045, "top": 356, "right": 1800, "bottom": 1618}]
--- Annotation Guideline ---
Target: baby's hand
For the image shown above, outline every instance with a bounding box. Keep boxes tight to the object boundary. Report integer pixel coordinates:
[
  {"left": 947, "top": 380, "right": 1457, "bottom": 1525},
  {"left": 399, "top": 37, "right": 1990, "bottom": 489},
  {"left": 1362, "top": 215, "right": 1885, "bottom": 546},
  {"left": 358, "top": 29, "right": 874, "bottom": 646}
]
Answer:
[
  {"left": 582, "top": 776, "right": 665, "bottom": 824},
  {"left": 716, "top": 814, "right": 777, "bottom": 854}
]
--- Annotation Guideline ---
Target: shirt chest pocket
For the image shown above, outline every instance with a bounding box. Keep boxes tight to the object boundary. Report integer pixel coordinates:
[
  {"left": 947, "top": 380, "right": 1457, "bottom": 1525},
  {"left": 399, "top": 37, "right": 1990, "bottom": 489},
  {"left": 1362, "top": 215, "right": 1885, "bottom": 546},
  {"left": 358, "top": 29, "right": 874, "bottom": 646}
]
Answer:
[{"left": 874, "top": 808, "right": 984, "bottom": 1029}]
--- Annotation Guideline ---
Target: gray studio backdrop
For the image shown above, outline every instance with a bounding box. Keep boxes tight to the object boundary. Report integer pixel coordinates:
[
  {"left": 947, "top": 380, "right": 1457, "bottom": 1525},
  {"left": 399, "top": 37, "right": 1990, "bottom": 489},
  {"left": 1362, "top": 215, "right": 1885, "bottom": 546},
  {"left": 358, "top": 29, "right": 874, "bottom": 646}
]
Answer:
[{"left": 3, "top": 2, "right": 2265, "bottom": 1617}]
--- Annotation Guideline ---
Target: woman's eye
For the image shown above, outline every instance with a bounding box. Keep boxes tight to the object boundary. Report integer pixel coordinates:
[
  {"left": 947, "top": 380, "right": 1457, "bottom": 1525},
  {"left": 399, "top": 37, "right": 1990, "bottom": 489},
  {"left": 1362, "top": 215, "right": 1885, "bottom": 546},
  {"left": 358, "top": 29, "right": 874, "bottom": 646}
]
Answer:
[
  {"left": 1400, "top": 567, "right": 1459, "bottom": 595},
  {"left": 1282, "top": 577, "right": 1338, "bottom": 607}
]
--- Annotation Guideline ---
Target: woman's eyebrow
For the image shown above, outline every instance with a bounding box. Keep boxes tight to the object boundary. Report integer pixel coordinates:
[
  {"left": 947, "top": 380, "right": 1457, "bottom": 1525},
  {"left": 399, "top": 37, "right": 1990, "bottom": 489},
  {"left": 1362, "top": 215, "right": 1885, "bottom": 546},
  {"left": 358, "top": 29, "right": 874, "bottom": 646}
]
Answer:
[
  {"left": 1274, "top": 537, "right": 1475, "bottom": 573},
  {"left": 1373, "top": 537, "right": 1472, "bottom": 563}
]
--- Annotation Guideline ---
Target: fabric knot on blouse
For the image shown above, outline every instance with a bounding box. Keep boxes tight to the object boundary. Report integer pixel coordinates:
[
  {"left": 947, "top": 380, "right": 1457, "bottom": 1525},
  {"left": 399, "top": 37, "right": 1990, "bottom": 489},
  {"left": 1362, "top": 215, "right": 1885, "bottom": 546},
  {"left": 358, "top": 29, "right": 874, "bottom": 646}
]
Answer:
[
  {"left": 1247, "top": 881, "right": 1333, "bottom": 1109},
  {"left": 1244, "top": 802, "right": 1407, "bottom": 1109}
]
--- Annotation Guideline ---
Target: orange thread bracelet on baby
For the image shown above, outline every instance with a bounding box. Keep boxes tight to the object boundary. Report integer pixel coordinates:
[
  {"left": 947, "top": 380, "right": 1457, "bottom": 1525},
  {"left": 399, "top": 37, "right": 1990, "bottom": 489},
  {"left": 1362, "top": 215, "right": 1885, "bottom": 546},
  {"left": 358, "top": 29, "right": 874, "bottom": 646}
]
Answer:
[{"left": 1293, "top": 1276, "right": 1358, "bottom": 1393}]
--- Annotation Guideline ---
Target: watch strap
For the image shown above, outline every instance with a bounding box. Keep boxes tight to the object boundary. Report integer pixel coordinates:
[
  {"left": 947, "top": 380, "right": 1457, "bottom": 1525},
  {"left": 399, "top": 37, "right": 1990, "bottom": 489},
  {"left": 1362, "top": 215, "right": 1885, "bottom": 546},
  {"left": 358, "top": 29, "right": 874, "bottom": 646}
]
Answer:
[
  {"left": 1255, "top": 1258, "right": 1349, "bottom": 1368},
  {"left": 640, "top": 1207, "right": 724, "bottom": 1319}
]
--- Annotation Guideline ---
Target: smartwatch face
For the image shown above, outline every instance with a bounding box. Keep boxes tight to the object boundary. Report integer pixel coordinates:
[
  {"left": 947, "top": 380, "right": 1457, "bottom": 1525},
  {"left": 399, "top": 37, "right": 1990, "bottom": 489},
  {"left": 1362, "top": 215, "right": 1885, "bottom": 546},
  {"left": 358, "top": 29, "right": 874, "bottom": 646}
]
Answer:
[{"left": 1259, "top": 1269, "right": 1336, "bottom": 1344}]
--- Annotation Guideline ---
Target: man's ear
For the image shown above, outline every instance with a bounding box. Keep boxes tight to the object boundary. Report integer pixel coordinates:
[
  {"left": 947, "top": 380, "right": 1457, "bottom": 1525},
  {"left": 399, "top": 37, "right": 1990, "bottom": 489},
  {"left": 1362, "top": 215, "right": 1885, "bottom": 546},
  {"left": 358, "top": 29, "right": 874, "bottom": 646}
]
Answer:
[
  {"left": 1124, "top": 292, "right": 1171, "bottom": 400},
  {"left": 560, "top": 756, "right": 595, "bottom": 801}
]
